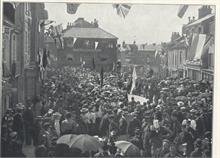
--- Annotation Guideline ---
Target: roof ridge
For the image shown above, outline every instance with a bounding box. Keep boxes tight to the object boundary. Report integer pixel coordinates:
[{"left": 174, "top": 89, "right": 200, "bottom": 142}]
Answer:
[{"left": 96, "top": 26, "right": 118, "bottom": 39}]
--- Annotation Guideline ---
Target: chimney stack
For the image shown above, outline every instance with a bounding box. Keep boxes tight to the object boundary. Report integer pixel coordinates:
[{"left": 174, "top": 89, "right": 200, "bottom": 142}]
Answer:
[
  {"left": 198, "top": 5, "right": 212, "bottom": 19},
  {"left": 94, "top": 18, "right": 98, "bottom": 27},
  {"left": 188, "top": 17, "right": 191, "bottom": 23}
]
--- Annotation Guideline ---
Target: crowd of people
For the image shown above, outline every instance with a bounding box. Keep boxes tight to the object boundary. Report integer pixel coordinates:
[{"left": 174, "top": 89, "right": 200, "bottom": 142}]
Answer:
[{"left": 1, "top": 66, "right": 213, "bottom": 157}]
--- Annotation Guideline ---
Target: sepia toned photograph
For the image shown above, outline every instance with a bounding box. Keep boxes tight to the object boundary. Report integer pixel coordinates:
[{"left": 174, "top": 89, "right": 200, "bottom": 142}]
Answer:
[{"left": 0, "top": 1, "right": 217, "bottom": 157}]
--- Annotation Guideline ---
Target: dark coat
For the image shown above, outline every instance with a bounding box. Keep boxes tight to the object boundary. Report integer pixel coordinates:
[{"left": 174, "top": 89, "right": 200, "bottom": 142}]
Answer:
[
  {"left": 127, "top": 118, "right": 141, "bottom": 136},
  {"left": 99, "top": 114, "right": 110, "bottom": 137},
  {"left": 118, "top": 117, "right": 127, "bottom": 135}
]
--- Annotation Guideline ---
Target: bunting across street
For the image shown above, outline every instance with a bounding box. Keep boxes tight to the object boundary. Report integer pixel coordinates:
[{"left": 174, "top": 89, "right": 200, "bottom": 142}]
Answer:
[
  {"left": 66, "top": 3, "right": 132, "bottom": 18},
  {"left": 113, "top": 4, "right": 132, "bottom": 18}
]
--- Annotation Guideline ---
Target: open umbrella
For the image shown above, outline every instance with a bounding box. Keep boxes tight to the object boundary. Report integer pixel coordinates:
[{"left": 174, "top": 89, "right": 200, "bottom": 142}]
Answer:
[
  {"left": 115, "top": 140, "right": 140, "bottom": 156},
  {"left": 56, "top": 134, "right": 77, "bottom": 146},
  {"left": 70, "top": 134, "right": 103, "bottom": 153}
]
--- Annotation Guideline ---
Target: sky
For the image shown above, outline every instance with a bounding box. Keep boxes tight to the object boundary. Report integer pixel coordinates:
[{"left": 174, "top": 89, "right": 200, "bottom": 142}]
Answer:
[{"left": 45, "top": 3, "right": 215, "bottom": 44}]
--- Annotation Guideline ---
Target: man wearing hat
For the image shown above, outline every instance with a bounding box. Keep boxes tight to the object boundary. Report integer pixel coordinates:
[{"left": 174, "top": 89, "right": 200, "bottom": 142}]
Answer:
[
  {"left": 130, "top": 128, "right": 143, "bottom": 150},
  {"left": 118, "top": 110, "right": 127, "bottom": 135},
  {"left": 39, "top": 122, "right": 52, "bottom": 149},
  {"left": 99, "top": 109, "right": 111, "bottom": 137},
  {"left": 156, "top": 139, "right": 170, "bottom": 157},
  {"left": 12, "top": 106, "right": 24, "bottom": 147},
  {"left": 127, "top": 112, "right": 141, "bottom": 137},
  {"left": 23, "top": 103, "right": 34, "bottom": 145},
  {"left": 61, "top": 112, "right": 78, "bottom": 135}
]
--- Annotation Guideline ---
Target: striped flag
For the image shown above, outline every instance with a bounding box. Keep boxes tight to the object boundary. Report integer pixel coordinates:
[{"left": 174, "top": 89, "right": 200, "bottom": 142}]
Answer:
[
  {"left": 113, "top": 4, "right": 131, "bottom": 18},
  {"left": 130, "top": 66, "right": 137, "bottom": 94},
  {"left": 177, "top": 5, "right": 189, "bottom": 18},
  {"left": 67, "top": 3, "right": 80, "bottom": 14}
]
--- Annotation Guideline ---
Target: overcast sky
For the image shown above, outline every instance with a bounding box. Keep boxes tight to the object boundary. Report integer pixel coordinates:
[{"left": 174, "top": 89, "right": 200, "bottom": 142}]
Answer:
[{"left": 45, "top": 3, "right": 215, "bottom": 44}]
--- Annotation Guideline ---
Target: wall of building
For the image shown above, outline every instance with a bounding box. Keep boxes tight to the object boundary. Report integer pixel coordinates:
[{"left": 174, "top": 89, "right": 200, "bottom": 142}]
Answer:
[{"left": 57, "top": 46, "right": 117, "bottom": 72}]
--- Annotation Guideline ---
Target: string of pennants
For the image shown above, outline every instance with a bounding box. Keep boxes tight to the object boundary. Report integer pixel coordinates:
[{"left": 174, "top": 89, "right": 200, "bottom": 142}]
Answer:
[
  {"left": 11, "top": 3, "right": 189, "bottom": 19},
  {"left": 67, "top": 3, "right": 189, "bottom": 18},
  {"left": 67, "top": 3, "right": 132, "bottom": 18}
]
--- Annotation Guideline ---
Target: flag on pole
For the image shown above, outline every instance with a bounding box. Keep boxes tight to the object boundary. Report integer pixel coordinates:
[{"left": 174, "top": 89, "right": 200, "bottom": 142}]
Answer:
[
  {"left": 100, "top": 66, "right": 104, "bottom": 87},
  {"left": 67, "top": 3, "right": 80, "bottom": 14},
  {"left": 130, "top": 66, "right": 137, "bottom": 94},
  {"left": 95, "top": 41, "right": 99, "bottom": 49},
  {"left": 113, "top": 4, "right": 131, "bottom": 18},
  {"left": 177, "top": 5, "right": 189, "bottom": 18},
  {"left": 92, "top": 57, "right": 96, "bottom": 70}
]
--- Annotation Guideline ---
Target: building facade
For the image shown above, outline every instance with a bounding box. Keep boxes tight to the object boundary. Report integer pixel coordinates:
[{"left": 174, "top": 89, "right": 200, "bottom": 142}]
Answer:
[
  {"left": 183, "top": 6, "right": 215, "bottom": 81},
  {"left": 166, "top": 32, "right": 188, "bottom": 78},
  {"left": 119, "top": 42, "right": 164, "bottom": 78},
  {"left": 57, "top": 18, "right": 118, "bottom": 72},
  {"left": 1, "top": 3, "right": 48, "bottom": 114}
]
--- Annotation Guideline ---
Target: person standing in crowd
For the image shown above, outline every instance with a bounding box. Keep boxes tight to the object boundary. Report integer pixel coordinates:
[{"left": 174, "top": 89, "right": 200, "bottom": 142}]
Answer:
[
  {"left": 12, "top": 106, "right": 24, "bottom": 149},
  {"left": 127, "top": 113, "right": 141, "bottom": 137},
  {"left": 164, "top": 143, "right": 181, "bottom": 158},
  {"left": 61, "top": 112, "right": 78, "bottom": 135},
  {"left": 33, "top": 116, "right": 43, "bottom": 146},
  {"left": 99, "top": 109, "right": 111, "bottom": 137},
  {"left": 190, "top": 138, "right": 203, "bottom": 158},
  {"left": 39, "top": 122, "right": 52, "bottom": 150},
  {"left": 118, "top": 110, "right": 127, "bottom": 135},
  {"left": 23, "top": 103, "right": 34, "bottom": 145}
]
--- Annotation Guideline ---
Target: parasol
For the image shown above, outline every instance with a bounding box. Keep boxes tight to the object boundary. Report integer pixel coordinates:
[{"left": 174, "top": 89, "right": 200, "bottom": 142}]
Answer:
[
  {"left": 70, "top": 134, "right": 103, "bottom": 153},
  {"left": 56, "top": 134, "right": 77, "bottom": 146},
  {"left": 115, "top": 140, "right": 140, "bottom": 157}
]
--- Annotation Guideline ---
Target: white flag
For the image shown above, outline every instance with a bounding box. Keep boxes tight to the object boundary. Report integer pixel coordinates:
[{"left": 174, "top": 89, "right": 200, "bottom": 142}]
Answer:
[
  {"left": 95, "top": 42, "right": 99, "bottom": 49},
  {"left": 130, "top": 66, "right": 137, "bottom": 94}
]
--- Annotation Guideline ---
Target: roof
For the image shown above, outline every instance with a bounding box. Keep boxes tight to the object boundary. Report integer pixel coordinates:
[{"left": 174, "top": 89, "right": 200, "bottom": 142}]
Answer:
[
  {"left": 138, "top": 44, "right": 162, "bottom": 51},
  {"left": 63, "top": 27, "right": 118, "bottom": 39},
  {"left": 63, "top": 18, "right": 118, "bottom": 39},
  {"left": 184, "top": 13, "right": 215, "bottom": 28}
]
